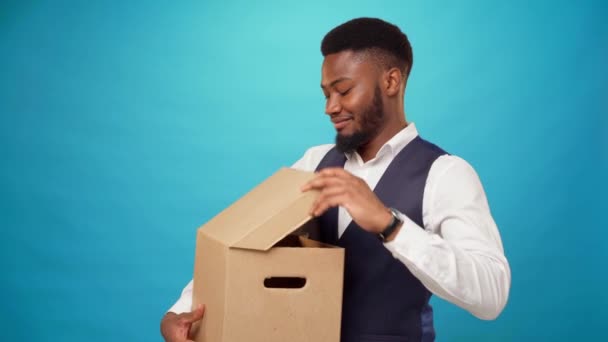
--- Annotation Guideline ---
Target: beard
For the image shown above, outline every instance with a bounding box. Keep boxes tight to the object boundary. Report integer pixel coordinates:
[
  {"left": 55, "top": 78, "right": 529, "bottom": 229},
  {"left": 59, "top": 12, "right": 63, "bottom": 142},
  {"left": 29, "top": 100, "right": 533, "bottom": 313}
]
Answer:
[{"left": 335, "top": 85, "right": 385, "bottom": 154}]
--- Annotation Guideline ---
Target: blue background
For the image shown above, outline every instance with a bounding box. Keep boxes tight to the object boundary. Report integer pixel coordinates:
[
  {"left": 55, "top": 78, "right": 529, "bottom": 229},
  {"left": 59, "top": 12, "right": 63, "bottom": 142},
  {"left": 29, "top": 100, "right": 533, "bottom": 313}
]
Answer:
[{"left": 1, "top": 0, "right": 606, "bottom": 341}]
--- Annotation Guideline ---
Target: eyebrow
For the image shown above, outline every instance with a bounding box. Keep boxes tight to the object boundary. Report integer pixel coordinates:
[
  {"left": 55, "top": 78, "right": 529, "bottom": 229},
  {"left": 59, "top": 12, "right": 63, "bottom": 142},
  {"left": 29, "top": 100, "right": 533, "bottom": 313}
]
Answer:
[{"left": 320, "top": 77, "right": 352, "bottom": 90}]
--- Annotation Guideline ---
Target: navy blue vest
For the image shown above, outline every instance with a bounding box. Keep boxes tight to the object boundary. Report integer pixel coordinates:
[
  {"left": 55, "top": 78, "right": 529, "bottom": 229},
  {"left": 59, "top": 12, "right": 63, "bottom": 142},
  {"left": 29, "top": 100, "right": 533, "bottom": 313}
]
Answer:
[{"left": 314, "top": 136, "right": 447, "bottom": 342}]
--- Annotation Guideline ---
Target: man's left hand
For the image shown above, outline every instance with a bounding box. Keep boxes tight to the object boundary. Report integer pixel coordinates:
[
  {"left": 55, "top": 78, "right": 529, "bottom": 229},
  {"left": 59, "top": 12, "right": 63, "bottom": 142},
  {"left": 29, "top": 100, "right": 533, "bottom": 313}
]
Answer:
[{"left": 301, "top": 167, "right": 392, "bottom": 234}]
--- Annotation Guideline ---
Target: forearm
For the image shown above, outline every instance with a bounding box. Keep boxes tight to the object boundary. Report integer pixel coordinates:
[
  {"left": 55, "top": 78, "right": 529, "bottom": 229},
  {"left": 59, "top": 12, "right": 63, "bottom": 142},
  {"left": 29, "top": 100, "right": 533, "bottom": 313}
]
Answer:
[{"left": 385, "top": 215, "right": 511, "bottom": 319}]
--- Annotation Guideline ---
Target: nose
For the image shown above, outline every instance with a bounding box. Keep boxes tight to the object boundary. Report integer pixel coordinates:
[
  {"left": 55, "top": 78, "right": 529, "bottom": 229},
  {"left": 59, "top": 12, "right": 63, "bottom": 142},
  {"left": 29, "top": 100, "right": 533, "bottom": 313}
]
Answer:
[{"left": 325, "top": 94, "right": 341, "bottom": 115}]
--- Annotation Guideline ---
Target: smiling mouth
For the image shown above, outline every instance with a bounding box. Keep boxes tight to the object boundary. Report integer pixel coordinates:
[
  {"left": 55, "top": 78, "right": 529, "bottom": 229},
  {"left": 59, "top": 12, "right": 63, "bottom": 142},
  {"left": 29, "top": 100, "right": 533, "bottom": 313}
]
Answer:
[{"left": 331, "top": 115, "right": 353, "bottom": 131}]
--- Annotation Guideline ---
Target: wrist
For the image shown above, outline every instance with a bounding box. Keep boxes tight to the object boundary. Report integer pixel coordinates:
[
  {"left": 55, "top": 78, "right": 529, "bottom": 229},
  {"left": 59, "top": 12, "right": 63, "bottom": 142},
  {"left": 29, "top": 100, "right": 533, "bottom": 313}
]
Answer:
[
  {"left": 378, "top": 207, "right": 403, "bottom": 242},
  {"left": 374, "top": 208, "right": 394, "bottom": 234},
  {"left": 383, "top": 221, "right": 403, "bottom": 242}
]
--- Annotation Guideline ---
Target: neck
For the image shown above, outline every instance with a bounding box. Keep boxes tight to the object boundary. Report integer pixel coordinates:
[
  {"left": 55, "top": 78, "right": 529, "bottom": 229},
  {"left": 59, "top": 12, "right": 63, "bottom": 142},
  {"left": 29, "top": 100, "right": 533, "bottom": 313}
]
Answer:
[{"left": 357, "top": 116, "right": 407, "bottom": 162}]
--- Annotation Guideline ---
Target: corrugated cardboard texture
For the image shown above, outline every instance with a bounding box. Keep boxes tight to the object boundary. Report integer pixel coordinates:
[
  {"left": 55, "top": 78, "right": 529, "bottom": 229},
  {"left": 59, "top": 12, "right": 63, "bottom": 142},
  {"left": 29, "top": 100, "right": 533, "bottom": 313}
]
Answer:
[
  {"left": 198, "top": 168, "right": 318, "bottom": 250},
  {"left": 192, "top": 167, "right": 344, "bottom": 342},
  {"left": 223, "top": 245, "right": 343, "bottom": 342},
  {"left": 192, "top": 235, "right": 227, "bottom": 342}
]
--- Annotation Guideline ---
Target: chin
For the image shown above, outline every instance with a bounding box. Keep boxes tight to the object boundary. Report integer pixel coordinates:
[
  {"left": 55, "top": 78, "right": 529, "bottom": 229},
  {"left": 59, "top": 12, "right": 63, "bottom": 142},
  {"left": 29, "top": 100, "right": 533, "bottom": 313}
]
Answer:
[{"left": 337, "top": 127, "right": 357, "bottom": 138}]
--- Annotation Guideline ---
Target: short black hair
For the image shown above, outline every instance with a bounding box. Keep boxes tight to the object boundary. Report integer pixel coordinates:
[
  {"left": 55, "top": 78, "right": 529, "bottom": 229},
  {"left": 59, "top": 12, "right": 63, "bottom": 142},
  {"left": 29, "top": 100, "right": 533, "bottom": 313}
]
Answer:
[{"left": 321, "top": 17, "right": 413, "bottom": 77}]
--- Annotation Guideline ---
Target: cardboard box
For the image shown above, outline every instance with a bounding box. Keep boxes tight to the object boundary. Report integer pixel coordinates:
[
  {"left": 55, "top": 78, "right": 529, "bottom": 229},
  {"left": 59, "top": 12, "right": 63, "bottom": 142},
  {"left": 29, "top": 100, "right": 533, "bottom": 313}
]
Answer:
[{"left": 191, "top": 168, "right": 345, "bottom": 342}]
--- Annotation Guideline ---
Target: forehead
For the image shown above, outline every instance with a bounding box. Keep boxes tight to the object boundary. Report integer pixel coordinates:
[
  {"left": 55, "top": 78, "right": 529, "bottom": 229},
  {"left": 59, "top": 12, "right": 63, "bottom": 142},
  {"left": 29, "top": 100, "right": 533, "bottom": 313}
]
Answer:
[{"left": 321, "top": 50, "right": 377, "bottom": 86}]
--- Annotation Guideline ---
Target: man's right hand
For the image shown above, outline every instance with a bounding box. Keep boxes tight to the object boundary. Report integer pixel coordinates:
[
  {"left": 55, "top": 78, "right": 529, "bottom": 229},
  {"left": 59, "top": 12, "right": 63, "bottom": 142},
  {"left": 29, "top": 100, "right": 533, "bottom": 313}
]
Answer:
[{"left": 160, "top": 305, "right": 205, "bottom": 342}]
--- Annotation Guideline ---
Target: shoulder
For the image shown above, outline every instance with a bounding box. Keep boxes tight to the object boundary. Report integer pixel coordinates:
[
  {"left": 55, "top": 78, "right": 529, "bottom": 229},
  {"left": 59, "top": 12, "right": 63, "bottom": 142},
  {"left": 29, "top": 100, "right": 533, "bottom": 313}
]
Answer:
[
  {"left": 290, "top": 144, "right": 335, "bottom": 172},
  {"left": 428, "top": 154, "right": 487, "bottom": 200},
  {"left": 431, "top": 155, "right": 478, "bottom": 177},
  {"left": 302, "top": 144, "right": 336, "bottom": 157}
]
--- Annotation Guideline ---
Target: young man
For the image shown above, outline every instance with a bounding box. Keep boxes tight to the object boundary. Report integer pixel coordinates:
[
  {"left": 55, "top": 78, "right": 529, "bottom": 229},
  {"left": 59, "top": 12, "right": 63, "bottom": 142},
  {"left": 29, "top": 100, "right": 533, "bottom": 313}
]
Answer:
[{"left": 161, "top": 18, "right": 510, "bottom": 342}]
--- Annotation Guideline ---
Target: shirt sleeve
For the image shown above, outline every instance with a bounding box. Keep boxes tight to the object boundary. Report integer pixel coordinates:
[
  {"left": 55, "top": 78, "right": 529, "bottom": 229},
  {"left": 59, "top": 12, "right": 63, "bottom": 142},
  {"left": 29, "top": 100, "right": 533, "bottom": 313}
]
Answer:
[
  {"left": 384, "top": 155, "right": 511, "bottom": 320},
  {"left": 167, "top": 280, "right": 193, "bottom": 314},
  {"left": 290, "top": 144, "right": 334, "bottom": 171}
]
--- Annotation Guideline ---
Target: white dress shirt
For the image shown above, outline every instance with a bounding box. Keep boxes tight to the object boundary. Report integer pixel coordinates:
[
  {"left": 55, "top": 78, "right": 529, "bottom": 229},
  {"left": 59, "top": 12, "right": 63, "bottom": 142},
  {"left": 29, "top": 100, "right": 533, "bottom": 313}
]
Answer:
[{"left": 169, "top": 123, "right": 511, "bottom": 320}]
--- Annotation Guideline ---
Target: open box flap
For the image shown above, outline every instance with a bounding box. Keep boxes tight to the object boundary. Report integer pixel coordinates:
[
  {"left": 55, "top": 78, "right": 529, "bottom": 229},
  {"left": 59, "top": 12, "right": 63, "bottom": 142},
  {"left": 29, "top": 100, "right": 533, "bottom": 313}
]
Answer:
[{"left": 198, "top": 168, "right": 319, "bottom": 251}]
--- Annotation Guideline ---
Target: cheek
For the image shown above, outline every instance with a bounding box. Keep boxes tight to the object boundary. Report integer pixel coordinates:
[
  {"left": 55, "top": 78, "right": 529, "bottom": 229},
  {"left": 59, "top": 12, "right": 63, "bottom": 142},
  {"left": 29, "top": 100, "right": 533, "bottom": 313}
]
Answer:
[
  {"left": 341, "top": 93, "right": 364, "bottom": 115},
  {"left": 342, "top": 97, "right": 367, "bottom": 124}
]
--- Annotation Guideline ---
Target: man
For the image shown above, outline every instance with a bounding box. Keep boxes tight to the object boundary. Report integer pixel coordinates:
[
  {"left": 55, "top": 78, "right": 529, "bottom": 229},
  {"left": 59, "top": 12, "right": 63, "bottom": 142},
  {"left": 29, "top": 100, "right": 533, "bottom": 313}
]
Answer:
[{"left": 161, "top": 17, "right": 510, "bottom": 342}]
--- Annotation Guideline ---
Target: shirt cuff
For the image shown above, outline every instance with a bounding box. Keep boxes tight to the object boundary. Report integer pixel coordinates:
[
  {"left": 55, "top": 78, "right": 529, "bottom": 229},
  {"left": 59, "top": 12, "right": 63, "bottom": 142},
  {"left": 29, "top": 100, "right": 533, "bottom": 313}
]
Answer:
[
  {"left": 168, "top": 298, "right": 192, "bottom": 314},
  {"left": 383, "top": 212, "right": 429, "bottom": 259}
]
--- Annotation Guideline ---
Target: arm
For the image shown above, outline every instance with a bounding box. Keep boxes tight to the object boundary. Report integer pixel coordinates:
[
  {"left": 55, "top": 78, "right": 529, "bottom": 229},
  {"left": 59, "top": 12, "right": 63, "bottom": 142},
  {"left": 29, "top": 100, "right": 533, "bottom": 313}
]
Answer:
[
  {"left": 384, "top": 155, "right": 511, "bottom": 320},
  {"left": 303, "top": 156, "right": 510, "bottom": 320},
  {"left": 167, "top": 280, "right": 194, "bottom": 314},
  {"left": 161, "top": 281, "right": 205, "bottom": 341}
]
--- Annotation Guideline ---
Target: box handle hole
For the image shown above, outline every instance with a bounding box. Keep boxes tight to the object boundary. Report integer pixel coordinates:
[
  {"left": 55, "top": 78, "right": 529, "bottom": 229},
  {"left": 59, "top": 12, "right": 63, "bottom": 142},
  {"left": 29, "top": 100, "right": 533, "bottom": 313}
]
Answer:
[{"left": 264, "top": 277, "right": 306, "bottom": 289}]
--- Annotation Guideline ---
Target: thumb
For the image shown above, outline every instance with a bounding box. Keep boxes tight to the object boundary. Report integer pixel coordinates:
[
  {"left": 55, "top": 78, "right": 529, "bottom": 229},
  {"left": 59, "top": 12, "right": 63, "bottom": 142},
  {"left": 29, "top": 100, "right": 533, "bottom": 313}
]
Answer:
[{"left": 182, "top": 304, "right": 205, "bottom": 324}]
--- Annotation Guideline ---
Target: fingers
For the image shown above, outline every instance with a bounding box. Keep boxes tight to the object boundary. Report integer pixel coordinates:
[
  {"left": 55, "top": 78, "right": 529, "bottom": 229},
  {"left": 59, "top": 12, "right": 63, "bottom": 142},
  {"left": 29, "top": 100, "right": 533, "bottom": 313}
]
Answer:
[
  {"left": 302, "top": 168, "right": 362, "bottom": 217},
  {"left": 310, "top": 183, "right": 350, "bottom": 215},
  {"left": 302, "top": 175, "right": 347, "bottom": 192},
  {"left": 302, "top": 168, "right": 385, "bottom": 230},
  {"left": 301, "top": 168, "right": 352, "bottom": 192},
  {"left": 317, "top": 167, "right": 350, "bottom": 177},
  {"left": 311, "top": 193, "right": 348, "bottom": 217}
]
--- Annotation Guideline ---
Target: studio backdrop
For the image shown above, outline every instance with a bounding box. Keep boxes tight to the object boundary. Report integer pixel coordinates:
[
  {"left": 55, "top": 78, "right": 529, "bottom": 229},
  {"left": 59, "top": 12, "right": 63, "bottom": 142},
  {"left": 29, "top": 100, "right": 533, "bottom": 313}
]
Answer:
[{"left": 1, "top": 0, "right": 606, "bottom": 341}]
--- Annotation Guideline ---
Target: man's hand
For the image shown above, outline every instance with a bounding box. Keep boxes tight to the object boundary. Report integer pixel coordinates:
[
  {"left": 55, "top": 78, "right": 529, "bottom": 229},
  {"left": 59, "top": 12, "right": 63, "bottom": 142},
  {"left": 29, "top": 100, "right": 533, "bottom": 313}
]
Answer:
[
  {"left": 301, "top": 167, "right": 392, "bottom": 233},
  {"left": 160, "top": 305, "right": 205, "bottom": 342}
]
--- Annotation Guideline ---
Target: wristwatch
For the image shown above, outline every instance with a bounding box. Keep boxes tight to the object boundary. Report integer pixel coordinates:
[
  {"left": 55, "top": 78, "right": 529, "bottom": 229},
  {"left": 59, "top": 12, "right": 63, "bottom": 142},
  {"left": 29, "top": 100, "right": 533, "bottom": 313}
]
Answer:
[{"left": 378, "top": 207, "right": 403, "bottom": 242}]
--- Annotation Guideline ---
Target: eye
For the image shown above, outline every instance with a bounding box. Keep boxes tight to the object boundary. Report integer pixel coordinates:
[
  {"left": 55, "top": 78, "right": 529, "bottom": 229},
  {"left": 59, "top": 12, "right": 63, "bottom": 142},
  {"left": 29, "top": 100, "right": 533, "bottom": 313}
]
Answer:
[{"left": 338, "top": 88, "right": 352, "bottom": 96}]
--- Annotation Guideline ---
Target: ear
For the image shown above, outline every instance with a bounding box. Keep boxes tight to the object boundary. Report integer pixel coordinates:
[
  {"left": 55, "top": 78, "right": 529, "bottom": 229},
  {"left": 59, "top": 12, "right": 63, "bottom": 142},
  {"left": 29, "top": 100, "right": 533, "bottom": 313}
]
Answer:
[{"left": 383, "top": 67, "right": 403, "bottom": 97}]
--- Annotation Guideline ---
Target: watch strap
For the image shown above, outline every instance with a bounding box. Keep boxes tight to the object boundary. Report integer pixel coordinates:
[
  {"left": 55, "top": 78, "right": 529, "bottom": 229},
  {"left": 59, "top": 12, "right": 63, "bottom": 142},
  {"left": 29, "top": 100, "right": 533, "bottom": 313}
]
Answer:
[{"left": 378, "top": 208, "right": 403, "bottom": 242}]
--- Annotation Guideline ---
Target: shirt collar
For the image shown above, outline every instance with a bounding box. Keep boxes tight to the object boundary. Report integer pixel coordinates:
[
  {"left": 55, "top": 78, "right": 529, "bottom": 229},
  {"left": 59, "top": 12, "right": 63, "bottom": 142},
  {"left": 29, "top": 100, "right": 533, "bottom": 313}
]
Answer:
[{"left": 345, "top": 123, "right": 419, "bottom": 164}]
